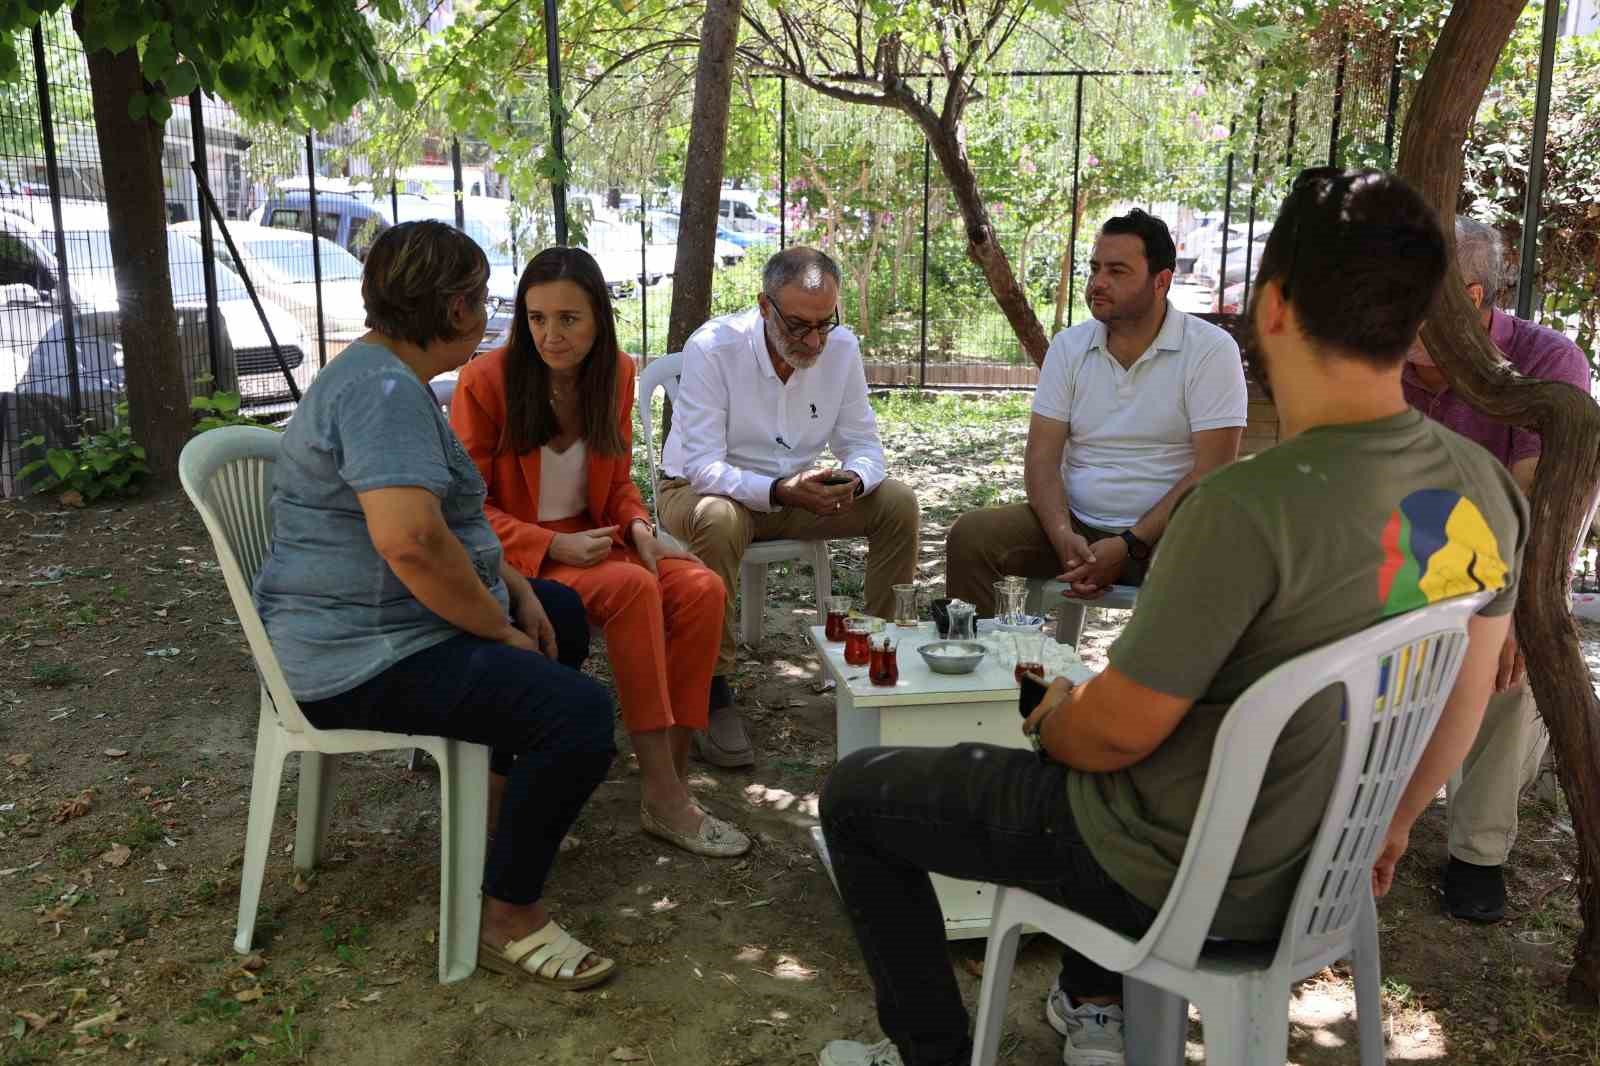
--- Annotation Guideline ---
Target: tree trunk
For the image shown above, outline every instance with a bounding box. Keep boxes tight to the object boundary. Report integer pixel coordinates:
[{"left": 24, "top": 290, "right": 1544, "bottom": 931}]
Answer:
[
  {"left": 1398, "top": 0, "right": 1600, "bottom": 1007},
  {"left": 1052, "top": 248, "right": 1072, "bottom": 334},
  {"left": 909, "top": 110, "right": 1049, "bottom": 366},
  {"left": 667, "top": 0, "right": 743, "bottom": 354},
  {"left": 79, "top": 33, "right": 187, "bottom": 483}
]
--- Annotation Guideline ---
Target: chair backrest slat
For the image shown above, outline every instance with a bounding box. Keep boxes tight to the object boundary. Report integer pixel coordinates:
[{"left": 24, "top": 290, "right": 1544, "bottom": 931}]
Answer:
[
  {"left": 635, "top": 352, "right": 683, "bottom": 524},
  {"left": 179, "top": 426, "right": 312, "bottom": 735}
]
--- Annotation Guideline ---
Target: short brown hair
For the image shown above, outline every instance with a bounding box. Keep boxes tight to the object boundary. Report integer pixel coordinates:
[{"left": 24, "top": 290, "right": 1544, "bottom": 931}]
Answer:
[{"left": 361, "top": 220, "right": 490, "bottom": 349}]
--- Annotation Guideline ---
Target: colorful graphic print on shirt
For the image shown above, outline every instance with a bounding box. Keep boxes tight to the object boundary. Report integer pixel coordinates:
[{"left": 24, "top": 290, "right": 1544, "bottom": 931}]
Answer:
[{"left": 1378, "top": 489, "right": 1509, "bottom": 617}]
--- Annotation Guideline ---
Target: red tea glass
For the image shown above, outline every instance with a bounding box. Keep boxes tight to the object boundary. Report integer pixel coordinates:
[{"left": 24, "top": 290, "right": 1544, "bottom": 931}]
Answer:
[
  {"left": 825, "top": 596, "right": 852, "bottom": 642},
  {"left": 844, "top": 619, "right": 872, "bottom": 666},
  {"left": 869, "top": 633, "right": 900, "bottom": 686},
  {"left": 1013, "top": 626, "right": 1047, "bottom": 684}
]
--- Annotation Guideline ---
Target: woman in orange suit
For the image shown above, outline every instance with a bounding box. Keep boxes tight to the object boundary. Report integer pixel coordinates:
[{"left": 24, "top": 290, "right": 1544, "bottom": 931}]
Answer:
[{"left": 452, "top": 247, "right": 749, "bottom": 858}]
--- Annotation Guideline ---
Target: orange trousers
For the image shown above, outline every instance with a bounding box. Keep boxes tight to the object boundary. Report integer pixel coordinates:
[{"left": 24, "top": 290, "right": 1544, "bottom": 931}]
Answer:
[{"left": 535, "top": 517, "right": 724, "bottom": 733}]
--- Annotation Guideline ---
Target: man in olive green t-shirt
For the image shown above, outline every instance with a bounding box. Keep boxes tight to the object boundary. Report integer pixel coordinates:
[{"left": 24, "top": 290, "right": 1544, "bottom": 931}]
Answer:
[{"left": 816, "top": 169, "right": 1525, "bottom": 1066}]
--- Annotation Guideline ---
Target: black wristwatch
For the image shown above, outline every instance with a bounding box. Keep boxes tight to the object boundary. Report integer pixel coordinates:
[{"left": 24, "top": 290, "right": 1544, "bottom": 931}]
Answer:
[{"left": 1120, "top": 529, "right": 1152, "bottom": 562}]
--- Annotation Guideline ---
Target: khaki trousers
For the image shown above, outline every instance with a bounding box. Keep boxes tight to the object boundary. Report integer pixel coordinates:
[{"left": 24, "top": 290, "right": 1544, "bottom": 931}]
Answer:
[
  {"left": 1446, "top": 683, "right": 1549, "bottom": 866},
  {"left": 945, "top": 501, "right": 1148, "bottom": 616},
  {"left": 657, "top": 477, "right": 921, "bottom": 675}
]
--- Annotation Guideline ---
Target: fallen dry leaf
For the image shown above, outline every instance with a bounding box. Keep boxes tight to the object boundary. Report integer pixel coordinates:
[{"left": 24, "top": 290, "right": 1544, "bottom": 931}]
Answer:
[
  {"left": 16, "top": 1009, "right": 58, "bottom": 1031},
  {"left": 239, "top": 954, "right": 266, "bottom": 972},
  {"left": 333, "top": 997, "right": 355, "bottom": 1010},
  {"left": 233, "top": 988, "right": 264, "bottom": 1003},
  {"left": 610, "top": 1049, "right": 646, "bottom": 1062},
  {"left": 251, "top": 1035, "right": 274, "bottom": 1047},
  {"left": 103, "top": 749, "right": 128, "bottom": 759},
  {"left": 58, "top": 490, "right": 84, "bottom": 509},
  {"left": 291, "top": 872, "right": 309, "bottom": 895},
  {"left": 359, "top": 991, "right": 382, "bottom": 1003},
  {"left": 959, "top": 956, "right": 984, "bottom": 978},
  {"left": 50, "top": 790, "right": 93, "bottom": 824},
  {"left": 5, "top": 752, "right": 31, "bottom": 768},
  {"left": 70, "top": 1007, "right": 121, "bottom": 1033},
  {"left": 100, "top": 844, "right": 131, "bottom": 869},
  {"left": 86, "top": 949, "right": 119, "bottom": 966}
]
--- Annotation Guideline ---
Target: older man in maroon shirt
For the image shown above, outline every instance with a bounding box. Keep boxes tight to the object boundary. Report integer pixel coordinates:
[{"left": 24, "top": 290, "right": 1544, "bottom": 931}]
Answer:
[{"left": 1404, "top": 217, "right": 1592, "bottom": 922}]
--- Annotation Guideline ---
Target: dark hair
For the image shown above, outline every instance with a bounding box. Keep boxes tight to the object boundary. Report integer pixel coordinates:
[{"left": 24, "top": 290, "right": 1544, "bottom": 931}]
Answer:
[
  {"left": 1253, "top": 168, "right": 1447, "bottom": 366},
  {"left": 362, "top": 220, "right": 489, "bottom": 348},
  {"left": 502, "top": 246, "right": 626, "bottom": 457},
  {"left": 1099, "top": 209, "right": 1177, "bottom": 275}
]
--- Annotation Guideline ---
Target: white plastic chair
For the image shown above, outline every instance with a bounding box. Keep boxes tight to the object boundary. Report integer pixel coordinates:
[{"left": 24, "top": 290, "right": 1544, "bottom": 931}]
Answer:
[
  {"left": 178, "top": 426, "right": 489, "bottom": 985},
  {"left": 637, "top": 351, "right": 832, "bottom": 644},
  {"left": 1027, "top": 577, "right": 1138, "bottom": 647},
  {"left": 969, "top": 590, "right": 1492, "bottom": 1066}
]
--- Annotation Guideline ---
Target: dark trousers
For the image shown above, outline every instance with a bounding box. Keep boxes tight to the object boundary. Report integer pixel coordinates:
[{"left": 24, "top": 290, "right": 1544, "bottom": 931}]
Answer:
[
  {"left": 820, "top": 744, "right": 1157, "bottom": 1066},
  {"left": 488, "top": 578, "right": 591, "bottom": 776},
  {"left": 299, "top": 613, "right": 614, "bottom": 908}
]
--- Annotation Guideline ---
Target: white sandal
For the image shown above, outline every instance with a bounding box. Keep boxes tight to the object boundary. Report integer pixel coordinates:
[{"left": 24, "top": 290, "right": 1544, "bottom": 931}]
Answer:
[{"left": 478, "top": 921, "right": 616, "bottom": 989}]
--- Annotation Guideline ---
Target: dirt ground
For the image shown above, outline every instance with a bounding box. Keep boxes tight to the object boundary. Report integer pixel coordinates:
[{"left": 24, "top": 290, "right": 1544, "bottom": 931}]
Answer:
[{"left": 2, "top": 420, "right": 1598, "bottom": 1063}]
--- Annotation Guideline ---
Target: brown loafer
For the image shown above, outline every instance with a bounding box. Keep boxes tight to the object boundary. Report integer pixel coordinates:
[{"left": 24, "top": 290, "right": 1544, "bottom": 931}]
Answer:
[{"left": 692, "top": 704, "right": 755, "bottom": 768}]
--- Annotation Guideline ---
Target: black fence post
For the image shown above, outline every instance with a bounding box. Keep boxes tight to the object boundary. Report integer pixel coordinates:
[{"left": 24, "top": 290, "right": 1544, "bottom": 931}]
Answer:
[
  {"left": 188, "top": 91, "right": 224, "bottom": 387},
  {"left": 1218, "top": 119, "right": 1237, "bottom": 314},
  {"left": 639, "top": 183, "right": 648, "bottom": 358},
  {"left": 305, "top": 135, "right": 328, "bottom": 368},
  {"left": 1383, "top": 35, "right": 1404, "bottom": 167},
  {"left": 390, "top": 180, "right": 400, "bottom": 223},
  {"left": 31, "top": 24, "right": 81, "bottom": 422},
  {"left": 1285, "top": 91, "right": 1298, "bottom": 168},
  {"left": 1066, "top": 72, "right": 1084, "bottom": 328},
  {"left": 918, "top": 78, "right": 931, "bottom": 387},
  {"left": 543, "top": 0, "right": 569, "bottom": 244},
  {"left": 1243, "top": 91, "right": 1265, "bottom": 313},
  {"left": 1328, "top": 31, "right": 1349, "bottom": 168},
  {"left": 451, "top": 136, "right": 466, "bottom": 231},
  {"left": 779, "top": 76, "right": 787, "bottom": 250},
  {"left": 1516, "top": 0, "right": 1562, "bottom": 319}
]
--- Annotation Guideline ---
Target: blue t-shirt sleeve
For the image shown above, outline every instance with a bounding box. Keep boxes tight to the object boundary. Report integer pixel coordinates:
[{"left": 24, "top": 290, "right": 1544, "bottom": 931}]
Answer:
[{"left": 331, "top": 369, "right": 452, "bottom": 497}]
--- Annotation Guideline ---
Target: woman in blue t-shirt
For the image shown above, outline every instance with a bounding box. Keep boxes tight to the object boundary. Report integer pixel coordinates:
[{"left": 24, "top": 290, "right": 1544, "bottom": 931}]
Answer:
[{"left": 252, "top": 220, "right": 616, "bottom": 989}]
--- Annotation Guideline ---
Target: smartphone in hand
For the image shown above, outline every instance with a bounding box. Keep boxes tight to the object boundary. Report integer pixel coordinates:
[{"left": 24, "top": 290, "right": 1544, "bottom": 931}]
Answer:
[{"left": 819, "top": 471, "right": 855, "bottom": 486}]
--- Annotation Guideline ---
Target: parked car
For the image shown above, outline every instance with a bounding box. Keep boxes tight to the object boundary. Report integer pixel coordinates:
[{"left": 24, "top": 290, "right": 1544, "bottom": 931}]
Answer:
[
  {"left": 1191, "top": 228, "right": 1272, "bottom": 287},
  {"left": 173, "top": 220, "right": 368, "bottom": 359},
  {"left": 645, "top": 211, "right": 746, "bottom": 269},
  {"left": 0, "top": 203, "right": 313, "bottom": 436},
  {"left": 718, "top": 189, "right": 781, "bottom": 237}
]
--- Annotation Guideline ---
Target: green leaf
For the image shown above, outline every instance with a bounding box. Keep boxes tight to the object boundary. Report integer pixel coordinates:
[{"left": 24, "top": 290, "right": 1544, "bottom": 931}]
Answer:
[
  {"left": 129, "top": 445, "right": 146, "bottom": 460},
  {"left": 141, "top": 23, "right": 176, "bottom": 81},
  {"left": 215, "top": 391, "right": 241, "bottom": 415},
  {"left": 148, "top": 95, "right": 173, "bottom": 124},
  {"left": 47, "top": 451, "right": 75, "bottom": 480},
  {"left": 166, "top": 61, "right": 199, "bottom": 98},
  {"left": 190, "top": 395, "right": 217, "bottom": 411},
  {"left": 391, "top": 79, "right": 417, "bottom": 111},
  {"left": 283, "top": 36, "right": 317, "bottom": 79},
  {"left": 127, "top": 93, "right": 149, "bottom": 121}
]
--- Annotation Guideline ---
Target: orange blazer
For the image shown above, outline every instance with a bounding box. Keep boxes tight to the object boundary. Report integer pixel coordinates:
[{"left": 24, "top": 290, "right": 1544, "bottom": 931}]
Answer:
[{"left": 451, "top": 346, "right": 652, "bottom": 576}]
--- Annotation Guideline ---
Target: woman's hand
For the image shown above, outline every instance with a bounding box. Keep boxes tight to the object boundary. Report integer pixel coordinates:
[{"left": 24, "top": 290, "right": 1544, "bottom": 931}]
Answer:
[
  {"left": 511, "top": 589, "right": 558, "bottom": 658},
  {"left": 549, "top": 525, "right": 619, "bottom": 568},
  {"left": 631, "top": 520, "right": 702, "bottom": 575}
]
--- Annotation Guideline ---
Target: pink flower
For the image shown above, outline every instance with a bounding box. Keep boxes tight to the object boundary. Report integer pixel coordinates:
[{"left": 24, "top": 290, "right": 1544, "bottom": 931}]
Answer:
[
  {"left": 1189, "top": 84, "right": 1207, "bottom": 98},
  {"left": 1087, "top": 155, "right": 1100, "bottom": 167},
  {"left": 1210, "top": 125, "right": 1229, "bottom": 141},
  {"left": 1021, "top": 159, "right": 1037, "bottom": 175}
]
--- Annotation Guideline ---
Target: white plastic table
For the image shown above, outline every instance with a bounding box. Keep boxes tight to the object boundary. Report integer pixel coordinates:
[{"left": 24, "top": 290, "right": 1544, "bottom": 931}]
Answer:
[{"left": 808, "top": 623, "right": 1095, "bottom": 939}]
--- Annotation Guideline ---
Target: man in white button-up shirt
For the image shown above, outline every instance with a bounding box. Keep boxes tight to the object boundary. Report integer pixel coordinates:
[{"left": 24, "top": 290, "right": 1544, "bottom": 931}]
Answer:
[
  {"left": 947, "top": 210, "right": 1247, "bottom": 616},
  {"left": 659, "top": 248, "right": 920, "bottom": 766}
]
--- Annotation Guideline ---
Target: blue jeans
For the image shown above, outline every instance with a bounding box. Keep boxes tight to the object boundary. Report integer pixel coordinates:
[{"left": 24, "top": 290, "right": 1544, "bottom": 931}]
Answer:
[
  {"left": 299, "top": 593, "right": 613, "bottom": 906},
  {"left": 821, "top": 744, "right": 1157, "bottom": 1066}
]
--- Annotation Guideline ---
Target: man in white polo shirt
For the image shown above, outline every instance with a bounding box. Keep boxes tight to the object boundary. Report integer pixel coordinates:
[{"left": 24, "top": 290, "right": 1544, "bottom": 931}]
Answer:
[
  {"left": 658, "top": 247, "right": 920, "bottom": 767},
  {"left": 947, "top": 209, "right": 1247, "bottom": 614}
]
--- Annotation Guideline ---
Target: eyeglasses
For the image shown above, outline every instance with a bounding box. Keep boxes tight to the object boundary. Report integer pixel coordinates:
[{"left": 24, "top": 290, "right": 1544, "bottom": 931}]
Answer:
[
  {"left": 766, "top": 293, "right": 840, "bottom": 341},
  {"left": 1281, "top": 166, "right": 1354, "bottom": 301}
]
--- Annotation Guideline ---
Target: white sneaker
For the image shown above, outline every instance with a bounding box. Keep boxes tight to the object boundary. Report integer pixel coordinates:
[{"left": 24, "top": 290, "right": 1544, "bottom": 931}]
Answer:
[
  {"left": 1045, "top": 986, "right": 1125, "bottom": 1066},
  {"left": 818, "top": 1038, "right": 904, "bottom": 1066}
]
